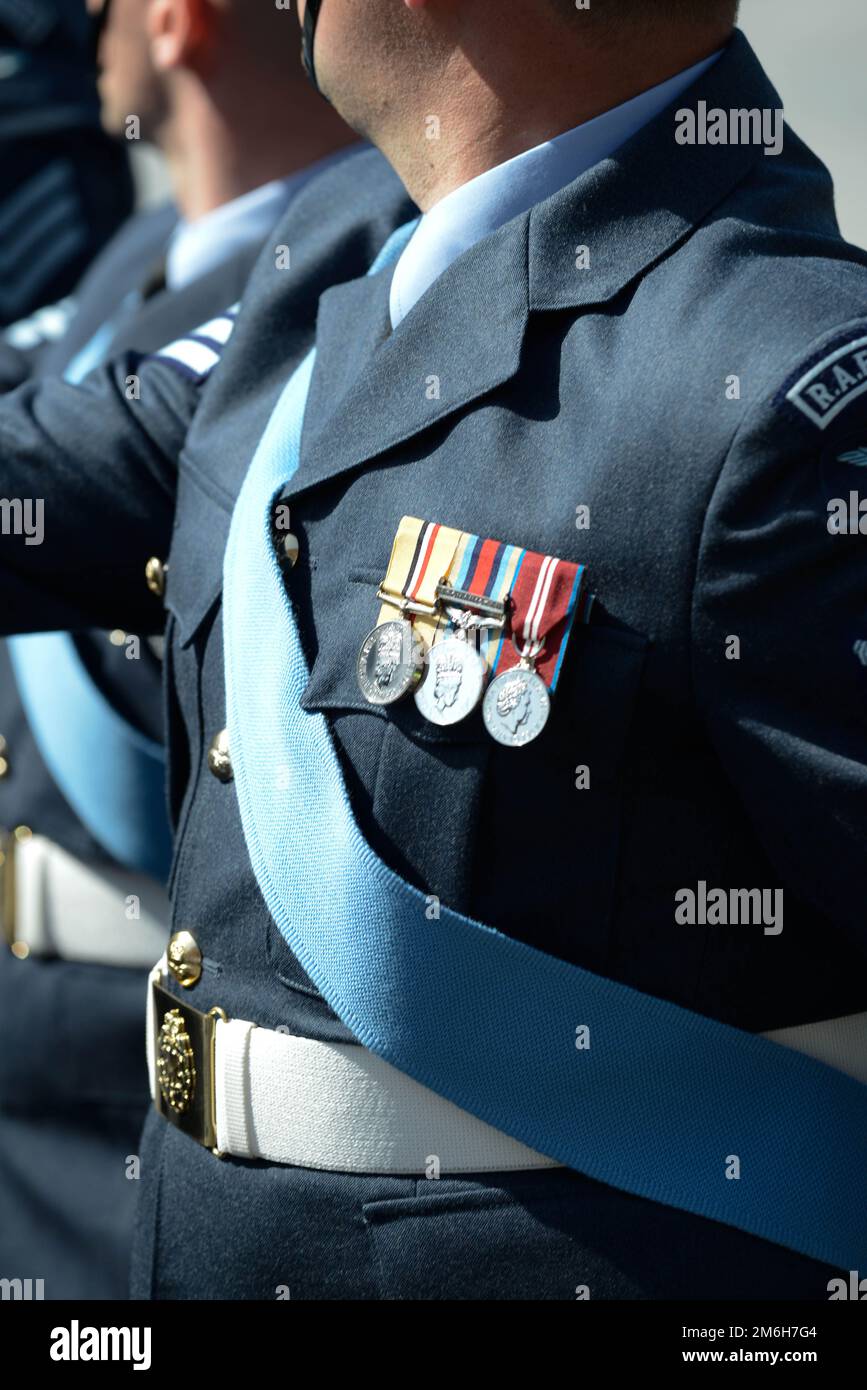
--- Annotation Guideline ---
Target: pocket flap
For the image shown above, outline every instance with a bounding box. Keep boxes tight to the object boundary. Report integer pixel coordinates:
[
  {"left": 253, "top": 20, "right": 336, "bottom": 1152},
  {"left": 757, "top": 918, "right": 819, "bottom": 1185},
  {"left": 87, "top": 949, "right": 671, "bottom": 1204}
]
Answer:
[{"left": 300, "top": 568, "right": 487, "bottom": 746}]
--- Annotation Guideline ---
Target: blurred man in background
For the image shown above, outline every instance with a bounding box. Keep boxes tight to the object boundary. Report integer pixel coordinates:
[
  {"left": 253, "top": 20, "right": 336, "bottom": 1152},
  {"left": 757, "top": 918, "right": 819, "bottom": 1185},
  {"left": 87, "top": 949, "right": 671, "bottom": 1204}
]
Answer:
[
  {"left": 0, "top": 0, "right": 133, "bottom": 325},
  {"left": 0, "top": 0, "right": 356, "bottom": 1300}
]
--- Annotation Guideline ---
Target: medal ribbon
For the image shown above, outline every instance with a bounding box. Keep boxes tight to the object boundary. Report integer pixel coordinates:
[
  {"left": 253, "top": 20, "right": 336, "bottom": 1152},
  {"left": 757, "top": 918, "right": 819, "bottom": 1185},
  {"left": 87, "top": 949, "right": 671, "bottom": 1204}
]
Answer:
[
  {"left": 489, "top": 551, "right": 585, "bottom": 692},
  {"left": 413, "top": 523, "right": 587, "bottom": 694},
  {"left": 376, "top": 516, "right": 464, "bottom": 649}
]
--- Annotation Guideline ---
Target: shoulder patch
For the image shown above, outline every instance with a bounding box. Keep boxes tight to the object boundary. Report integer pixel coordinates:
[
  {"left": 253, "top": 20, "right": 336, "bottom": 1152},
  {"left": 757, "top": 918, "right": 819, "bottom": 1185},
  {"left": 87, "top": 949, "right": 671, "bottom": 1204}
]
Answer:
[
  {"left": 146, "top": 304, "right": 239, "bottom": 382},
  {"left": 783, "top": 332, "right": 867, "bottom": 430}
]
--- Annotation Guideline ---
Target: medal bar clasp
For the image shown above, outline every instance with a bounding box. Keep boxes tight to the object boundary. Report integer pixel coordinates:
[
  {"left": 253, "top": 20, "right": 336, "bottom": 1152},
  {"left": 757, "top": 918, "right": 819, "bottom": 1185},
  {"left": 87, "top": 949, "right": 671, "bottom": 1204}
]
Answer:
[
  {"left": 436, "top": 584, "right": 507, "bottom": 622},
  {"left": 375, "top": 585, "right": 440, "bottom": 617}
]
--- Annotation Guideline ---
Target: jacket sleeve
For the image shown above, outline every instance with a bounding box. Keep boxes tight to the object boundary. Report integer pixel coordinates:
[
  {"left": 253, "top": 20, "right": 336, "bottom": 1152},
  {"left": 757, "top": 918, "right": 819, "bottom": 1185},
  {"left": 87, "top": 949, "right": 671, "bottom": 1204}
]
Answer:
[
  {"left": 691, "top": 323, "right": 867, "bottom": 957},
  {"left": 0, "top": 297, "right": 81, "bottom": 394},
  {"left": 0, "top": 351, "right": 200, "bottom": 635},
  {"left": 0, "top": 340, "right": 38, "bottom": 393}
]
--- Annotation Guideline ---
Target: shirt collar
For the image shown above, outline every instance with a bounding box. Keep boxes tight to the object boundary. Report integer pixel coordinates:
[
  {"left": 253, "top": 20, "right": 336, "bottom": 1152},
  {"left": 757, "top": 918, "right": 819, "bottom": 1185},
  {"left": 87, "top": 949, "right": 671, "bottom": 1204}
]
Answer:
[
  {"left": 389, "top": 48, "right": 723, "bottom": 329},
  {"left": 164, "top": 150, "right": 353, "bottom": 292}
]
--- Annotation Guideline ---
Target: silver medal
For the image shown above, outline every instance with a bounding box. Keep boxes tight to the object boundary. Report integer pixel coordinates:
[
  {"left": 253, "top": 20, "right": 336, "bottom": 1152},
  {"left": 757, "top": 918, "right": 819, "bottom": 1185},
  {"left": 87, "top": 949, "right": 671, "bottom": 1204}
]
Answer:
[
  {"left": 414, "top": 632, "right": 488, "bottom": 726},
  {"left": 357, "top": 619, "right": 425, "bottom": 706},
  {"left": 483, "top": 663, "right": 551, "bottom": 747}
]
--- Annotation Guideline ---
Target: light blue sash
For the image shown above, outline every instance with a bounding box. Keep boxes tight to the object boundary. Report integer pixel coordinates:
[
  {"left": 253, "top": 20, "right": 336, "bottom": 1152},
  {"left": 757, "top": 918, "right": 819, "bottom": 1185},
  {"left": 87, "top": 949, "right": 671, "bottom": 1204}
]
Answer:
[
  {"left": 7, "top": 633, "right": 172, "bottom": 879},
  {"left": 4, "top": 334, "right": 172, "bottom": 880},
  {"left": 223, "top": 224, "right": 867, "bottom": 1270}
]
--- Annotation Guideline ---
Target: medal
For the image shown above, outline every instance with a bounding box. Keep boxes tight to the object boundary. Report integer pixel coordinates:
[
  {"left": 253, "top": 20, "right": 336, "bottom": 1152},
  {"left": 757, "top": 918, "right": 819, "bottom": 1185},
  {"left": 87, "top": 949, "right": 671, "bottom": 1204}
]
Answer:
[
  {"left": 358, "top": 516, "right": 590, "bottom": 738},
  {"left": 413, "top": 609, "right": 494, "bottom": 726},
  {"left": 483, "top": 657, "right": 551, "bottom": 747},
  {"left": 357, "top": 518, "right": 465, "bottom": 707},
  {"left": 481, "top": 551, "right": 586, "bottom": 747},
  {"left": 357, "top": 619, "right": 425, "bottom": 706}
]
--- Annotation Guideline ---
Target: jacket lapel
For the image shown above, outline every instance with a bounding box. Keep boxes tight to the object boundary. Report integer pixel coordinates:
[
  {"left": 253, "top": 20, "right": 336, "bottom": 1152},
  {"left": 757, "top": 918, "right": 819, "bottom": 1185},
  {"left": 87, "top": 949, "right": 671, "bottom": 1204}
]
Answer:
[
  {"left": 528, "top": 30, "right": 779, "bottom": 314},
  {"left": 289, "top": 211, "right": 530, "bottom": 500}
]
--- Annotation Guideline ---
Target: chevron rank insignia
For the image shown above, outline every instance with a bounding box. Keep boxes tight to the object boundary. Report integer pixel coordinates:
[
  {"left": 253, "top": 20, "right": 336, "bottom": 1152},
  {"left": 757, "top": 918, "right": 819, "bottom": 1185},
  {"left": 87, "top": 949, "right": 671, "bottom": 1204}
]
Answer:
[
  {"left": 147, "top": 304, "right": 240, "bottom": 382},
  {"left": 838, "top": 446, "right": 867, "bottom": 467},
  {"left": 785, "top": 333, "right": 867, "bottom": 429}
]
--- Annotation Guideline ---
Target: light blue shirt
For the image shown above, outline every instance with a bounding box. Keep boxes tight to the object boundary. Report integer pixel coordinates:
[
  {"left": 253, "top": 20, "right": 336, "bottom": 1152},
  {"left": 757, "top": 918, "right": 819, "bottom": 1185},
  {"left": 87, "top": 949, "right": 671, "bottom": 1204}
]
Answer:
[
  {"left": 166, "top": 171, "right": 309, "bottom": 291},
  {"left": 390, "top": 50, "right": 722, "bottom": 329},
  {"left": 61, "top": 150, "right": 359, "bottom": 384},
  {"left": 166, "top": 146, "right": 363, "bottom": 291}
]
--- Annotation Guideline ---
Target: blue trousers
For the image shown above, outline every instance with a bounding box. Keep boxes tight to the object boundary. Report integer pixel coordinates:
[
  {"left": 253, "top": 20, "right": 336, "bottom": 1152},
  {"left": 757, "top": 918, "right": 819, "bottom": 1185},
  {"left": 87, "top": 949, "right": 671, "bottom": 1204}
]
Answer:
[
  {"left": 131, "top": 1106, "right": 840, "bottom": 1301},
  {"left": 0, "top": 949, "right": 149, "bottom": 1299}
]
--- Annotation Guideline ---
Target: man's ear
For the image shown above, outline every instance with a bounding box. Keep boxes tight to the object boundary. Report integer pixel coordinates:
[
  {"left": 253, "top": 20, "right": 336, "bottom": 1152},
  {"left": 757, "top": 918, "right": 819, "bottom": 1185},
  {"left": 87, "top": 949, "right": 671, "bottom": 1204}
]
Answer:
[{"left": 148, "top": 0, "right": 215, "bottom": 73}]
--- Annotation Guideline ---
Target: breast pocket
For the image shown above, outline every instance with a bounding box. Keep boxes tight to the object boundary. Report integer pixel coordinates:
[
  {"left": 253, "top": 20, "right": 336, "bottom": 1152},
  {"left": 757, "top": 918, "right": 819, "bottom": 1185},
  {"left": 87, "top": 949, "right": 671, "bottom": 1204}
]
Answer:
[
  {"left": 295, "top": 567, "right": 493, "bottom": 919},
  {"left": 296, "top": 565, "right": 648, "bottom": 978},
  {"left": 476, "top": 621, "right": 649, "bottom": 971}
]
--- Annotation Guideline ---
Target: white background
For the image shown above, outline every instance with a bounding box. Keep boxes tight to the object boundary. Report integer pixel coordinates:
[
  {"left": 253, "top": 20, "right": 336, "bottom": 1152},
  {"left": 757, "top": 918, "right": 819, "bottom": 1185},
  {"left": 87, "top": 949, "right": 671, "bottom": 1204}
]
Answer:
[{"left": 740, "top": 0, "right": 867, "bottom": 248}]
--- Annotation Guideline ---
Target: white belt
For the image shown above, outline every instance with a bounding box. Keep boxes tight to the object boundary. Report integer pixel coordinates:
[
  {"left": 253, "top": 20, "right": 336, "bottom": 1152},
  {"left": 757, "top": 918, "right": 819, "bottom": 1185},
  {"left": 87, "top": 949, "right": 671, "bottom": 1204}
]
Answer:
[
  {"left": 2, "top": 831, "right": 170, "bottom": 967},
  {"left": 147, "top": 953, "right": 867, "bottom": 1174},
  {"left": 147, "top": 955, "right": 560, "bottom": 1173},
  {"left": 763, "top": 1012, "right": 867, "bottom": 1086}
]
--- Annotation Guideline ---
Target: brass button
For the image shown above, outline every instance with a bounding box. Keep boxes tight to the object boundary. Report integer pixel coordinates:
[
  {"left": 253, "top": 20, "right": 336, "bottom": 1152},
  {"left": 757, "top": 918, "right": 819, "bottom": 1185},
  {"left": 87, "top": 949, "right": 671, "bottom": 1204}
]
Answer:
[
  {"left": 207, "top": 729, "right": 233, "bottom": 782},
  {"left": 167, "top": 930, "right": 202, "bottom": 989},
  {"left": 271, "top": 503, "right": 299, "bottom": 569},
  {"left": 278, "top": 532, "right": 300, "bottom": 569},
  {"left": 145, "top": 556, "right": 168, "bottom": 598}
]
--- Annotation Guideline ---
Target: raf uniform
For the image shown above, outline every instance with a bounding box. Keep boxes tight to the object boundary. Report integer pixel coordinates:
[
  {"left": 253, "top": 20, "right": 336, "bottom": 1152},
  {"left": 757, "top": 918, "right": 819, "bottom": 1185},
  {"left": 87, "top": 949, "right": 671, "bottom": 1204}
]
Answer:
[
  {"left": 1, "top": 35, "right": 866, "bottom": 1299},
  {"left": 0, "top": 204, "right": 178, "bottom": 393},
  {"left": 0, "top": 171, "right": 327, "bottom": 1298},
  {"left": 0, "top": 0, "right": 133, "bottom": 326}
]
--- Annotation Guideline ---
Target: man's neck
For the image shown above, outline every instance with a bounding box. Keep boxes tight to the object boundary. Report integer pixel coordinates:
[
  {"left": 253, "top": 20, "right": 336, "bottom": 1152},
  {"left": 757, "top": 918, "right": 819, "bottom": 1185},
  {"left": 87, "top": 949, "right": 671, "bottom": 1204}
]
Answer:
[
  {"left": 385, "top": 29, "right": 733, "bottom": 212},
  {"left": 158, "top": 84, "right": 355, "bottom": 222}
]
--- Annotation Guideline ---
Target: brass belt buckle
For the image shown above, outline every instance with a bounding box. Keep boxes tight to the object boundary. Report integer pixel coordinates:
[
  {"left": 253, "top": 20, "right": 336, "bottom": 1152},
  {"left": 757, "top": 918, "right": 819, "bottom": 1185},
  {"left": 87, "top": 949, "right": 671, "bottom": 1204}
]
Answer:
[
  {"left": 152, "top": 980, "right": 227, "bottom": 1154},
  {"left": 1, "top": 826, "right": 37, "bottom": 958}
]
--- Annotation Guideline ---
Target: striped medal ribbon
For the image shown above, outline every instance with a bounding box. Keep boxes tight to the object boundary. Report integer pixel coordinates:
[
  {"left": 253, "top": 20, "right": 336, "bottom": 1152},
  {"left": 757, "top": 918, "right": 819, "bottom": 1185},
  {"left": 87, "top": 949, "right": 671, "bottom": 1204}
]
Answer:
[
  {"left": 482, "top": 549, "right": 586, "bottom": 747},
  {"left": 414, "top": 524, "right": 587, "bottom": 744},
  {"left": 414, "top": 530, "right": 517, "bottom": 728},
  {"left": 356, "top": 518, "right": 463, "bottom": 706}
]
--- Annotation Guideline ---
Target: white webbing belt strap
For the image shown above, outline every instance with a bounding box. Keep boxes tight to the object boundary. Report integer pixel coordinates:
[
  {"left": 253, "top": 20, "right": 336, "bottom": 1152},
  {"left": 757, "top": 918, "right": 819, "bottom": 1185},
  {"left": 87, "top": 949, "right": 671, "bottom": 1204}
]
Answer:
[
  {"left": 763, "top": 1012, "right": 867, "bottom": 1085},
  {"left": 219, "top": 1018, "right": 257, "bottom": 1157},
  {"left": 147, "top": 955, "right": 867, "bottom": 1175},
  {"left": 6, "top": 832, "right": 169, "bottom": 966},
  {"left": 148, "top": 956, "right": 559, "bottom": 1173}
]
